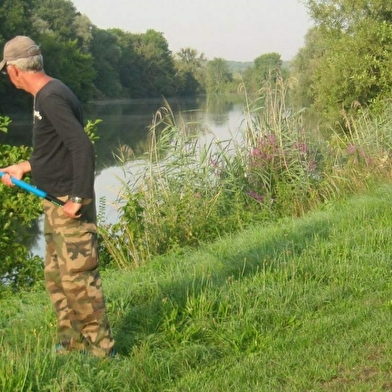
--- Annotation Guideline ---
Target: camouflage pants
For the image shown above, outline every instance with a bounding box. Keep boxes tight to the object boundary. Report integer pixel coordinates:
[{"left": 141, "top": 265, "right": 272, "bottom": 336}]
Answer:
[{"left": 44, "top": 197, "right": 114, "bottom": 357}]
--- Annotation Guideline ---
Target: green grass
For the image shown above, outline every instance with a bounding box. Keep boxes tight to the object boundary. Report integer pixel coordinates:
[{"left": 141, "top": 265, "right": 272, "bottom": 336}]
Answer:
[{"left": 3, "top": 183, "right": 392, "bottom": 391}]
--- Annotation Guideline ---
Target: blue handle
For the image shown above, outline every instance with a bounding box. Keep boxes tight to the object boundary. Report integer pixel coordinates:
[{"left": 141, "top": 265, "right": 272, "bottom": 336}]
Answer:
[{"left": 0, "top": 171, "right": 64, "bottom": 206}]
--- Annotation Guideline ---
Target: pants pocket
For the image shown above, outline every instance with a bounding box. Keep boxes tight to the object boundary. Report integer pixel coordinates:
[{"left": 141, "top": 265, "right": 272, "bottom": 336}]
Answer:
[{"left": 64, "top": 231, "right": 98, "bottom": 273}]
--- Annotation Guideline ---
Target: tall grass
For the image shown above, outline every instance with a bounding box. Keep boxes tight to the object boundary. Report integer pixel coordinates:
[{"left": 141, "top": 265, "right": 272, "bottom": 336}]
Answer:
[{"left": 99, "top": 79, "right": 392, "bottom": 267}]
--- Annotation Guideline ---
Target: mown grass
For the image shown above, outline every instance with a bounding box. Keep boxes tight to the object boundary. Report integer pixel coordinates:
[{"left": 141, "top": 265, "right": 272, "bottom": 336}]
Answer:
[{"left": 2, "top": 183, "right": 392, "bottom": 391}]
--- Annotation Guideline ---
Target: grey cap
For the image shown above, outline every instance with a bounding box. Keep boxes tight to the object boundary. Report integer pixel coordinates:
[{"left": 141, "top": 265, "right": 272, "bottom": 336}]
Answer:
[{"left": 0, "top": 36, "right": 41, "bottom": 71}]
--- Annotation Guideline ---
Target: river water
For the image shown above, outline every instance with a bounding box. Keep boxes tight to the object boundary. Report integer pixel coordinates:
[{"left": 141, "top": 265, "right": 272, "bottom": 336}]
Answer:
[{"left": 0, "top": 96, "right": 246, "bottom": 257}]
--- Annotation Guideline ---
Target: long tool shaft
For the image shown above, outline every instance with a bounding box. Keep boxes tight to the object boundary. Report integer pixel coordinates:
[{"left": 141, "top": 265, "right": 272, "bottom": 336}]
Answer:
[{"left": 0, "top": 171, "right": 65, "bottom": 206}]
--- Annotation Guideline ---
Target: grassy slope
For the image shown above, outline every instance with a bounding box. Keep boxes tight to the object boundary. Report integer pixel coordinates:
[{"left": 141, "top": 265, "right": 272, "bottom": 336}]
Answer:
[{"left": 2, "top": 184, "right": 392, "bottom": 391}]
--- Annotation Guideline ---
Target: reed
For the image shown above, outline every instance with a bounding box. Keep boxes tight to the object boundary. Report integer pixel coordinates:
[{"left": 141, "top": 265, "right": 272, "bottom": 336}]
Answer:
[{"left": 99, "top": 80, "right": 392, "bottom": 267}]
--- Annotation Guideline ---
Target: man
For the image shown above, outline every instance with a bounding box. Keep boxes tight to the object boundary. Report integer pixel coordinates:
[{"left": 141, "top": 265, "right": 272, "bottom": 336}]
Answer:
[{"left": 0, "top": 36, "right": 115, "bottom": 357}]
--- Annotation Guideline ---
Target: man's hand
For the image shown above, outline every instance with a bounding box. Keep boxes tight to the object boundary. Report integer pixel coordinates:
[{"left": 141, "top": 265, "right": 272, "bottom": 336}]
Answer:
[
  {"left": 0, "top": 162, "right": 30, "bottom": 186},
  {"left": 63, "top": 199, "right": 82, "bottom": 219}
]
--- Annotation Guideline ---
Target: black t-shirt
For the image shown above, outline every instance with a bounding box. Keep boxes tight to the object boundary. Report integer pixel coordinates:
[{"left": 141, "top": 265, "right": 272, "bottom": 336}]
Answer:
[{"left": 29, "top": 79, "right": 95, "bottom": 199}]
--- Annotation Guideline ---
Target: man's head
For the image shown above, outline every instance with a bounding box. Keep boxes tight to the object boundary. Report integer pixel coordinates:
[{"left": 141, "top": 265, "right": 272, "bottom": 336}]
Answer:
[{"left": 0, "top": 36, "right": 43, "bottom": 74}]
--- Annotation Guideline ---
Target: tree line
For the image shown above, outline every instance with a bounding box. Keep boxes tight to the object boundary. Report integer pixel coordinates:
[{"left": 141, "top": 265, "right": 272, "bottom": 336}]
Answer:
[
  {"left": 2, "top": 1, "right": 392, "bottom": 127},
  {"left": 0, "top": 0, "right": 285, "bottom": 111}
]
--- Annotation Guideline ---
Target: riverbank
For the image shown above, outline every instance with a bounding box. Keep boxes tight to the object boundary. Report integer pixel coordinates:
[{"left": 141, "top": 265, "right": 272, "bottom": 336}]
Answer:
[{"left": 2, "top": 183, "right": 392, "bottom": 390}]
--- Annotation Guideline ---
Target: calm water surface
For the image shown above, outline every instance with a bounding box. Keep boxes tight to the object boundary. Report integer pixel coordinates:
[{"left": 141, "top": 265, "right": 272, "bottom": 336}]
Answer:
[{"left": 1, "top": 96, "right": 246, "bottom": 257}]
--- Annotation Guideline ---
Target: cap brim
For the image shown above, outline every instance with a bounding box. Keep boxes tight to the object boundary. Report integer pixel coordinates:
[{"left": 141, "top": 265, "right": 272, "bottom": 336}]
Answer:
[{"left": 0, "top": 59, "right": 6, "bottom": 72}]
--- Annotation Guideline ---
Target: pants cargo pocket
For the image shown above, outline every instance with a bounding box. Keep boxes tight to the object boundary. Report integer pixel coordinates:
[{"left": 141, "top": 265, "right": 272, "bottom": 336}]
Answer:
[{"left": 64, "top": 231, "right": 99, "bottom": 273}]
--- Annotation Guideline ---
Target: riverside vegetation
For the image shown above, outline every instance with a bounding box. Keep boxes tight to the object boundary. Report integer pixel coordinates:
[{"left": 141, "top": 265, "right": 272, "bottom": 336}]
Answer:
[{"left": 2, "top": 76, "right": 392, "bottom": 389}]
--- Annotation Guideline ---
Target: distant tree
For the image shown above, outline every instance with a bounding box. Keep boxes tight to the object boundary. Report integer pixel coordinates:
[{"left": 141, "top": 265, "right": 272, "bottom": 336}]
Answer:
[
  {"left": 90, "top": 27, "right": 122, "bottom": 98},
  {"left": 133, "top": 29, "right": 178, "bottom": 96},
  {"left": 32, "top": 0, "right": 78, "bottom": 41},
  {"left": 0, "top": 0, "right": 35, "bottom": 109},
  {"left": 254, "top": 52, "right": 283, "bottom": 81},
  {"left": 176, "top": 47, "right": 207, "bottom": 73},
  {"left": 243, "top": 52, "right": 283, "bottom": 93},
  {"left": 290, "top": 27, "right": 327, "bottom": 110},
  {"left": 174, "top": 47, "right": 206, "bottom": 95},
  {"left": 39, "top": 35, "right": 96, "bottom": 102},
  {"left": 205, "top": 57, "right": 232, "bottom": 95},
  {"left": 72, "top": 13, "right": 94, "bottom": 52},
  {"left": 0, "top": 0, "right": 34, "bottom": 40},
  {"left": 109, "top": 29, "right": 146, "bottom": 97},
  {"left": 109, "top": 29, "right": 178, "bottom": 98}
]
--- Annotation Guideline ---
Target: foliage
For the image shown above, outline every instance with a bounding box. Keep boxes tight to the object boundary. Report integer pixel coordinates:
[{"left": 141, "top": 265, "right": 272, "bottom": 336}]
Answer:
[
  {"left": 132, "top": 29, "right": 178, "bottom": 97},
  {"left": 83, "top": 118, "right": 102, "bottom": 144},
  {"left": 242, "top": 52, "right": 286, "bottom": 94},
  {"left": 32, "top": 0, "right": 79, "bottom": 41},
  {"left": 296, "top": 1, "right": 392, "bottom": 126},
  {"left": 226, "top": 60, "right": 254, "bottom": 75},
  {"left": 0, "top": 114, "right": 43, "bottom": 290},
  {"left": 0, "top": 0, "right": 35, "bottom": 108},
  {"left": 104, "top": 28, "right": 181, "bottom": 99},
  {"left": 174, "top": 48, "right": 206, "bottom": 96},
  {"left": 0, "top": 0, "right": 34, "bottom": 40},
  {"left": 89, "top": 27, "right": 123, "bottom": 98},
  {"left": 289, "top": 27, "right": 327, "bottom": 110},
  {"left": 38, "top": 35, "right": 96, "bottom": 102},
  {"left": 205, "top": 57, "right": 233, "bottom": 94}
]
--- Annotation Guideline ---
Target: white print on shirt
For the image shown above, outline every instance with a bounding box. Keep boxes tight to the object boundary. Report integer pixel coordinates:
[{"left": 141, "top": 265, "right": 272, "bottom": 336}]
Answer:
[{"left": 34, "top": 110, "right": 42, "bottom": 121}]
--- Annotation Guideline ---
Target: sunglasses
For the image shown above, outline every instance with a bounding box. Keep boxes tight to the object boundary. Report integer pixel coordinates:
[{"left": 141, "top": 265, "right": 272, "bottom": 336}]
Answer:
[{"left": 1, "top": 64, "right": 10, "bottom": 75}]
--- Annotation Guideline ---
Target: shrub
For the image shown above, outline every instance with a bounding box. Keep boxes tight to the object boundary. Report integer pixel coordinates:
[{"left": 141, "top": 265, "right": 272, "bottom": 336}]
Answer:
[
  {"left": 99, "top": 80, "right": 392, "bottom": 268},
  {"left": 0, "top": 115, "right": 44, "bottom": 291}
]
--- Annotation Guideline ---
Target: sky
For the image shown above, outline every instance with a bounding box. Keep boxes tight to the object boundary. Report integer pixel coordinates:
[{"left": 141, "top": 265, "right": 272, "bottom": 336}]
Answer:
[{"left": 71, "top": 0, "right": 313, "bottom": 62}]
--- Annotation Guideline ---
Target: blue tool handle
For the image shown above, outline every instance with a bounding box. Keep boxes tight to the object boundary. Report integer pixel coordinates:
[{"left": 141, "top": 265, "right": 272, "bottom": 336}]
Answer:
[{"left": 0, "top": 171, "right": 65, "bottom": 206}]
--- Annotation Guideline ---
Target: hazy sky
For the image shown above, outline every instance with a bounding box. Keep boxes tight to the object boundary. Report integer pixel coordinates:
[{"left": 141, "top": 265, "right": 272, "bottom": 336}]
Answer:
[{"left": 71, "top": 0, "right": 312, "bottom": 62}]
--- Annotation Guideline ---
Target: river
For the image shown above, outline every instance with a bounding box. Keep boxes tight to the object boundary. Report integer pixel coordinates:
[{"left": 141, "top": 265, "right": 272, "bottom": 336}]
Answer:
[{"left": 0, "top": 95, "right": 246, "bottom": 257}]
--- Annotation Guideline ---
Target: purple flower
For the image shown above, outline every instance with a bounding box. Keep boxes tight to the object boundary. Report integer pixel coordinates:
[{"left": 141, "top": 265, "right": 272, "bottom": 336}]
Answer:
[{"left": 252, "top": 147, "right": 262, "bottom": 156}]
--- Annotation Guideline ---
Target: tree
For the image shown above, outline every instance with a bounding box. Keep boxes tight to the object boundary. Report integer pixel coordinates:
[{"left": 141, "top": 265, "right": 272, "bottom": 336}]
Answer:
[
  {"left": 205, "top": 58, "right": 232, "bottom": 95},
  {"left": 174, "top": 47, "right": 206, "bottom": 96},
  {"left": 0, "top": 0, "right": 34, "bottom": 40},
  {"left": 0, "top": 0, "right": 35, "bottom": 109},
  {"left": 254, "top": 52, "right": 283, "bottom": 82},
  {"left": 72, "top": 13, "right": 94, "bottom": 52},
  {"left": 32, "top": 0, "right": 79, "bottom": 41},
  {"left": 108, "top": 29, "right": 146, "bottom": 97},
  {"left": 90, "top": 27, "right": 122, "bottom": 98},
  {"left": 39, "top": 35, "right": 96, "bottom": 102},
  {"left": 301, "top": 1, "right": 392, "bottom": 124},
  {"left": 132, "top": 29, "right": 178, "bottom": 97},
  {"left": 243, "top": 52, "right": 283, "bottom": 93},
  {"left": 290, "top": 27, "right": 328, "bottom": 110},
  {"left": 176, "top": 47, "right": 206, "bottom": 73}
]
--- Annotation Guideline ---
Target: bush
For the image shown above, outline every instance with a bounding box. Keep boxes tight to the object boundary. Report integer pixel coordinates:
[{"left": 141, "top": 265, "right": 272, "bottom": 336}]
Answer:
[{"left": 0, "top": 115, "right": 44, "bottom": 291}]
